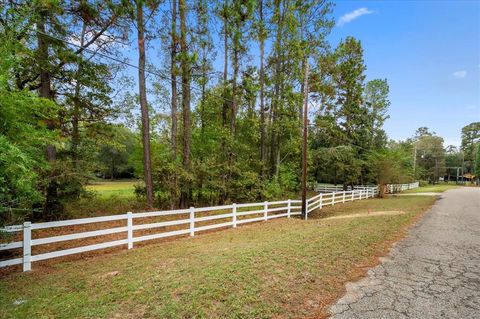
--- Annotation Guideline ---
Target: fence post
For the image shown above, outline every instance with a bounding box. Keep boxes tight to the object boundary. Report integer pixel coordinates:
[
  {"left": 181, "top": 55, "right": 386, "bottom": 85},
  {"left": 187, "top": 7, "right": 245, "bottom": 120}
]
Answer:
[
  {"left": 287, "top": 199, "right": 291, "bottom": 218},
  {"left": 23, "top": 222, "right": 31, "bottom": 272},
  {"left": 332, "top": 192, "right": 336, "bottom": 205},
  {"left": 264, "top": 201, "right": 268, "bottom": 221},
  {"left": 342, "top": 191, "right": 346, "bottom": 203},
  {"left": 319, "top": 193, "right": 323, "bottom": 209},
  {"left": 232, "top": 203, "right": 237, "bottom": 228},
  {"left": 127, "top": 212, "right": 133, "bottom": 250},
  {"left": 189, "top": 207, "right": 195, "bottom": 237}
]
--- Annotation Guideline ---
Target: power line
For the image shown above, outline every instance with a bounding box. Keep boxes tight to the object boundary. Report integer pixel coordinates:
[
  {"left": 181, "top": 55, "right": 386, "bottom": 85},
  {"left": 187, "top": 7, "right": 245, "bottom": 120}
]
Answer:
[{"left": 33, "top": 28, "right": 238, "bottom": 105}]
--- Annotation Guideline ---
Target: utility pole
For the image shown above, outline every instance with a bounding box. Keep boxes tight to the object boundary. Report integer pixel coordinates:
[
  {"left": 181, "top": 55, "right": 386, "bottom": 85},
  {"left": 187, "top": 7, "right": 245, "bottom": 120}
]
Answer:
[
  {"left": 301, "top": 62, "right": 309, "bottom": 220},
  {"left": 413, "top": 146, "right": 417, "bottom": 173}
]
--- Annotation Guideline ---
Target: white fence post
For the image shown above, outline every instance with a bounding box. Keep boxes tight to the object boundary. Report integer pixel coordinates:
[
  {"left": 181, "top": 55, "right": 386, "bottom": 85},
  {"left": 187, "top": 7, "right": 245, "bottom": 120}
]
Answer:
[
  {"left": 127, "top": 212, "right": 133, "bottom": 249},
  {"left": 287, "top": 199, "right": 291, "bottom": 218},
  {"left": 264, "top": 201, "right": 268, "bottom": 221},
  {"left": 319, "top": 193, "right": 323, "bottom": 209},
  {"left": 232, "top": 203, "right": 237, "bottom": 228},
  {"left": 23, "top": 222, "right": 31, "bottom": 272},
  {"left": 332, "top": 192, "right": 336, "bottom": 205},
  {"left": 189, "top": 207, "right": 195, "bottom": 237},
  {"left": 342, "top": 191, "right": 346, "bottom": 203}
]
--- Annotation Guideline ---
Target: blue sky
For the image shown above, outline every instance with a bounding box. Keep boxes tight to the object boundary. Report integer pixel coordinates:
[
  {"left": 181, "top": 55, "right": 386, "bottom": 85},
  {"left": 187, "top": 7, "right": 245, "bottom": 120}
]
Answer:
[{"left": 330, "top": 0, "right": 479, "bottom": 146}]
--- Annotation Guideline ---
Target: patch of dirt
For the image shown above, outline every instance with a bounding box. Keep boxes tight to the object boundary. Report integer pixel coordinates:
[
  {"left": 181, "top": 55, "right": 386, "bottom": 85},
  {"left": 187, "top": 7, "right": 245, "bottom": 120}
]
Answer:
[{"left": 322, "top": 210, "right": 406, "bottom": 220}]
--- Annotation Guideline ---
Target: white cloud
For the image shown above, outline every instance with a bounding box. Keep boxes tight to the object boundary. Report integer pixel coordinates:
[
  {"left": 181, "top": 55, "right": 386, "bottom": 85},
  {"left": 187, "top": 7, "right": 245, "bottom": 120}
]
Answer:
[
  {"left": 453, "top": 70, "right": 467, "bottom": 79},
  {"left": 337, "top": 8, "right": 374, "bottom": 26}
]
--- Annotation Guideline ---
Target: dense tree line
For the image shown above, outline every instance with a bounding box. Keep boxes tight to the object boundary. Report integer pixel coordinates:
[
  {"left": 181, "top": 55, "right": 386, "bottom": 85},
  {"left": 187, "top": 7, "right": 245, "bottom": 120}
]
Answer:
[{"left": 1, "top": 0, "right": 440, "bottom": 224}]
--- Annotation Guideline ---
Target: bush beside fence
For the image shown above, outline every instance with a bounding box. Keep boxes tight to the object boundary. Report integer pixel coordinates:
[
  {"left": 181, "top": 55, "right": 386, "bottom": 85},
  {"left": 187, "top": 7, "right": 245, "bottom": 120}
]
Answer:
[{"left": 0, "top": 182, "right": 418, "bottom": 272}]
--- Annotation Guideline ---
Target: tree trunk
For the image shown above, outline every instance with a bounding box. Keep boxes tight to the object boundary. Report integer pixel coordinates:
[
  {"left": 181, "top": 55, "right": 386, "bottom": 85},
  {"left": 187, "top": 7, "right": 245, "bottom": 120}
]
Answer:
[
  {"left": 37, "top": 12, "right": 60, "bottom": 219},
  {"left": 220, "top": 2, "right": 229, "bottom": 203},
  {"left": 299, "top": 56, "right": 306, "bottom": 133},
  {"left": 259, "top": 0, "right": 266, "bottom": 175},
  {"left": 170, "top": 0, "right": 178, "bottom": 208},
  {"left": 222, "top": 3, "right": 228, "bottom": 126},
  {"left": 137, "top": 1, "right": 154, "bottom": 208},
  {"left": 222, "top": 2, "right": 228, "bottom": 128},
  {"left": 71, "top": 22, "right": 87, "bottom": 169},
  {"left": 200, "top": 52, "right": 206, "bottom": 131},
  {"left": 179, "top": 0, "right": 191, "bottom": 206},
  {"left": 301, "top": 61, "right": 309, "bottom": 219},
  {"left": 299, "top": 13, "right": 306, "bottom": 134},
  {"left": 170, "top": 0, "right": 178, "bottom": 160},
  {"left": 231, "top": 45, "right": 238, "bottom": 136},
  {"left": 270, "top": 0, "right": 282, "bottom": 177}
]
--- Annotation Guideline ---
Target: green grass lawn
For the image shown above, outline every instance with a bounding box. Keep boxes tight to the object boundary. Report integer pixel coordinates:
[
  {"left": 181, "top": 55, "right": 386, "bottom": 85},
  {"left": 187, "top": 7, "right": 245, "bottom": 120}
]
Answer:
[
  {"left": 86, "top": 180, "right": 140, "bottom": 199},
  {"left": 402, "top": 183, "right": 461, "bottom": 193},
  {"left": 0, "top": 196, "right": 436, "bottom": 319}
]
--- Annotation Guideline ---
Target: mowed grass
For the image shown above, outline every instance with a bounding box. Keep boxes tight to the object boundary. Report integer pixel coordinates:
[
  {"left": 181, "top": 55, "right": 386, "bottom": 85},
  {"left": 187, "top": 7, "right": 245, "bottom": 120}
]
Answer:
[
  {"left": 402, "top": 183, "right": 460, "bottom": 193},
  {"left": 86, "top": 180, "right": 139, "bottom": 199},
  {"left": 310, "top": 194, "right": 434, "bottom": 218},
  {"left": 0, "top": 196, "right": 436, "bottom": 319}
]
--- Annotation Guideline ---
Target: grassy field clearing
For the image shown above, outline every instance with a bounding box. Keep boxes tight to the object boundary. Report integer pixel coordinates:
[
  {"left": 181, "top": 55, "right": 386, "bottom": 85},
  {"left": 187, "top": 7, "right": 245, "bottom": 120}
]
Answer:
[
  {"left": 402, "top": 183, "right": 460, "bottom": 193},
  {"left": 0, "top": 196, "right": 436, "bottom": 319},
  {"left": 86, "top": 180, "right": 139, "bottom": 199}
]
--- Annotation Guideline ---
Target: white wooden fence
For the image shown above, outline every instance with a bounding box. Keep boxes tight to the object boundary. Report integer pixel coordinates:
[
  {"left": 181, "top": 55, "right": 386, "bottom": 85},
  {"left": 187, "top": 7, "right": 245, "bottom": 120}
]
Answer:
[
  {"left": 314, "top": 184, "right": 377, "bottom": 193},
  {"left": 0, "top": 183, "right": 417, "bottom": 272},
  {"left": 386, "top": 182, "right": 419, "bottom": 193},
  {"left": 315, "top": 182, "right": 419, "bottom": 194}
]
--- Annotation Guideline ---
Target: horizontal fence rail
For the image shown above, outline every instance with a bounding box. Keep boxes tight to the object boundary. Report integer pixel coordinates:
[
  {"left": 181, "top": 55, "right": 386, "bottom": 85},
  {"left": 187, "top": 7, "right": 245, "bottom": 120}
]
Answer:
[{"left": 0, "top": 183, "right": 418, "bottom": 272}]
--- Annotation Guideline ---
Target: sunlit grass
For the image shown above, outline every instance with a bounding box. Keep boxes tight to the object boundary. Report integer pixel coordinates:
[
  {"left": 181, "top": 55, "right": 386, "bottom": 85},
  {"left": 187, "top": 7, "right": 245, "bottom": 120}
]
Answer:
[
  {"left": 86, "top": 180, "right": 140, "bottom": 199},
  {"left": 402, "top": 183, "right": 460, "bottom": 193}
]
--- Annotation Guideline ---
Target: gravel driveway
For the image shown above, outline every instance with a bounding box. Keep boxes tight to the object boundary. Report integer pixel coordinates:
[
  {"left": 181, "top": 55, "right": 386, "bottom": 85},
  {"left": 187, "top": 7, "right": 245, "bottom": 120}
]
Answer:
[{"left": 329, "top": 187, "right": 480, "bottom": 318}]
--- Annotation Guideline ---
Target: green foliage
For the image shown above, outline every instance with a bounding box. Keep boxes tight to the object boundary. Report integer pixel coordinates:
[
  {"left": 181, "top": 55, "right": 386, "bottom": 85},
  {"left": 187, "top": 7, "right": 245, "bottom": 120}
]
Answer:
[
  {"left": 475, "top": 146, "right": 480, "bottom": 183},
  {"left": 96, "top": 125, "right": 137, "bottom": 179},
  {"left": 0, "top": 34, "right": 58, "bottom": 223},
  {"left": 414, "top": 133, "right": 446, "bottom": 182},
  {"left": 0, "top": 136, "right": 40, "bottom": 223},
  {"left": 2, "top": 0, "right": 451, "bottom": 221},
  {"left": 310, "top": 36, "right": 393, "bottom": 187},
  {"left": 461, "top": 122, "right": 480, "bottom": 174},
  {"left": 368, "top": 148, "right": 414, "bottom": 185}
]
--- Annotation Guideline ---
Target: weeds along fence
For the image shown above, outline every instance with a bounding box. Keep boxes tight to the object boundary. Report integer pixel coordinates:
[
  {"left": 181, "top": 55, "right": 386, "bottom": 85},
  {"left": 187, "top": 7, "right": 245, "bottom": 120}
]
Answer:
[{"left": 0, "top": 183, "right": 418, "bottom": 272}]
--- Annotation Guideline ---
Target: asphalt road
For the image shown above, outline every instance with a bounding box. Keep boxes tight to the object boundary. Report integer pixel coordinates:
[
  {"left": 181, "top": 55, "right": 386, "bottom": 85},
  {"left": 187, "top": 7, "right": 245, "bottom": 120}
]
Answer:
[{"left": 329, "top": 187, "right": 480, "bottom": 318}]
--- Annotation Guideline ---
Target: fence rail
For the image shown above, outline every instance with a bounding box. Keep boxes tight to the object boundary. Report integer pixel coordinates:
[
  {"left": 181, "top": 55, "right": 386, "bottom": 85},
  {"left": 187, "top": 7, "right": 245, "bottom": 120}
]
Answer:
[
  {"left": 315, "top": 182, "right": 419, "bottom": 194},
  {"left": 385, "top": 182, "right": 419, "bottom": 193},
  {"left": 0, "top": 182, "right": 418, "bottom": 272}
]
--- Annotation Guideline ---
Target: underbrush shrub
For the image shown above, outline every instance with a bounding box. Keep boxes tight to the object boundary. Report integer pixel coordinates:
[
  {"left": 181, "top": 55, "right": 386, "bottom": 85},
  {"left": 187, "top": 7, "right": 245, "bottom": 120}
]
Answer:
[{"left": 419, "top": 180, "right": 429, "bottom": 187}]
